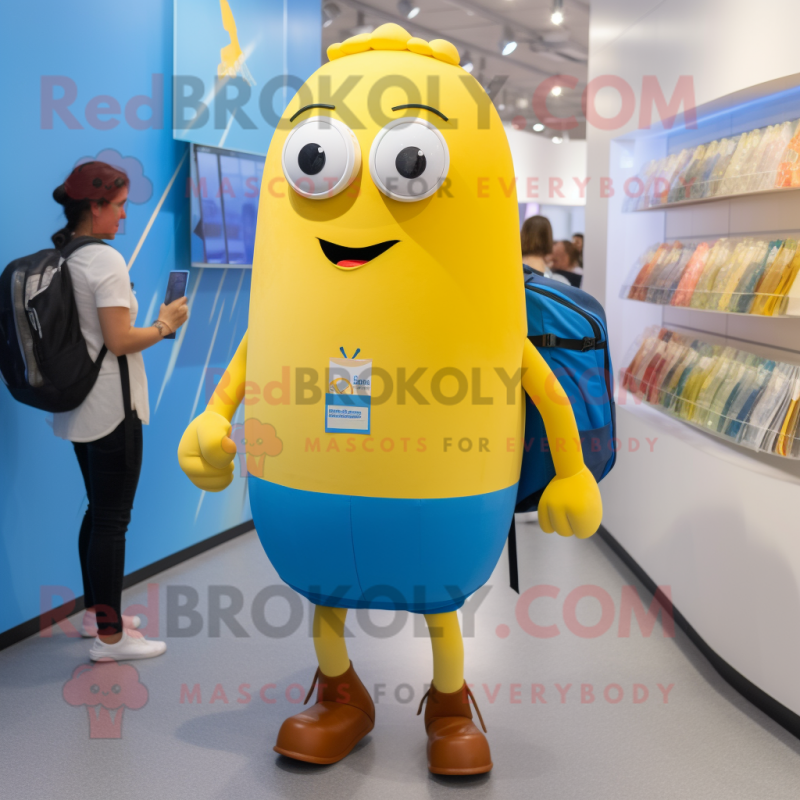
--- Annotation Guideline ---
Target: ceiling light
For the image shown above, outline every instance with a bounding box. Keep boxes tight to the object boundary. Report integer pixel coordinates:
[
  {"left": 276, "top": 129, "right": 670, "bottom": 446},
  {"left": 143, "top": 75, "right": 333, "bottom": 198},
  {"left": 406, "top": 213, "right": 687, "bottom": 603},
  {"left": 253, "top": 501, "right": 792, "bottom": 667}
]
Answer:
[
  {"left": 398, "top": 0, "right": 420, "bottom": 19},
  {"left": 551, "top": 0, "right": 564, "bottom": 25},
  {"left": 500, "top": 27, "right": 517, "bottom": 56},
  {"left": 498, "top": 103, "right": 505, "bottom": 111},
  {"left": 552, "top": 135, "right": 563, "bottom": 144},
  {"left": 551, "top": 85, "right": 563, "bottom": 97},
  {"left": 515, "top": 97, "right": 529, "bottom": 109},
  {"left": 533, "top": 123, "right": 545, "bottom": 132},
  {"left": 322, "top": 2, "right": 340, "bottom": 27},
  {"left": 462, "top": 51, "right": 474, "bottom": 72}
]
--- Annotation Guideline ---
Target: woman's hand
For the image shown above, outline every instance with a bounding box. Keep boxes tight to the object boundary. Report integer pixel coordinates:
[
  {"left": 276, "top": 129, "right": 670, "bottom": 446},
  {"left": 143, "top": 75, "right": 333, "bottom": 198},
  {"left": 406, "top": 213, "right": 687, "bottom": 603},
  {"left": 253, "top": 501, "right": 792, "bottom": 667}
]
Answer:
[
  {"left": 99, "top": 296, "right": 190, "bottom": 356},
  {"left": 158, "top": 297, "right": 189, "bottom": 335}
]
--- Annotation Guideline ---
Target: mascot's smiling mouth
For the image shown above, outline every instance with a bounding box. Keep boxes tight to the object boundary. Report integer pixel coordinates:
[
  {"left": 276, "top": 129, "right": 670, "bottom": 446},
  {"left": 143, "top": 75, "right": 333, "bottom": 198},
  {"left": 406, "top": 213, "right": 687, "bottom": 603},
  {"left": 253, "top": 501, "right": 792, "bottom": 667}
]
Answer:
[{"left": 318, "top": 238, "right": 399, "bottom": 269}]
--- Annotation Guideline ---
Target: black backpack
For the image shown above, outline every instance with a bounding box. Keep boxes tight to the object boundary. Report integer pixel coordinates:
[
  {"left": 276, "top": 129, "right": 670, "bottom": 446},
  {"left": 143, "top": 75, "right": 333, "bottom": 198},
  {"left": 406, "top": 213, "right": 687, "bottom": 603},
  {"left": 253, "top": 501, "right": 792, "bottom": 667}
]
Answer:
[{"left": 0, "top": 236, "right": 112, "bottom": 413}]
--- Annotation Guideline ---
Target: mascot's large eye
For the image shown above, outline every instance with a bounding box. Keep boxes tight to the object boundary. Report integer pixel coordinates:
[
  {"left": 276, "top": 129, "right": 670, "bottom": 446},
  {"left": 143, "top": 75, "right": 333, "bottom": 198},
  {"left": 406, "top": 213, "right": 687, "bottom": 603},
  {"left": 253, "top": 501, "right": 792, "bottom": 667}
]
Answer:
[
  {"left": 282, "top": 116, "right": 361, "bottom": 199},
  {"left": 369, "top": 118, "right": 449, "bottom": 202}
]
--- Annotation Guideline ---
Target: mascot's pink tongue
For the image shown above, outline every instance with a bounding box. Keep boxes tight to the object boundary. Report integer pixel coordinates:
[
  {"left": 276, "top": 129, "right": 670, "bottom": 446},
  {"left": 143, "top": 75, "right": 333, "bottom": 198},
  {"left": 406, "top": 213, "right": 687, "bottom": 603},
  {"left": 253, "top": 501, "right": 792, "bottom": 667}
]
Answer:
[{"left": 338, "top": 260, "right": 368, "bottom": 268}]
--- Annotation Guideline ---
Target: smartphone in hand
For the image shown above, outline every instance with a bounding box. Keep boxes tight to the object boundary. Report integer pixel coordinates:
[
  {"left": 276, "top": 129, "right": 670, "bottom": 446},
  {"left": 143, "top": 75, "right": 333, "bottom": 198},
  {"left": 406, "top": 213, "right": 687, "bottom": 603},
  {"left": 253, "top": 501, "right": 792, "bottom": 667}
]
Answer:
[{"left": 163, "top": 270, "right": 189, "bottom": 339}]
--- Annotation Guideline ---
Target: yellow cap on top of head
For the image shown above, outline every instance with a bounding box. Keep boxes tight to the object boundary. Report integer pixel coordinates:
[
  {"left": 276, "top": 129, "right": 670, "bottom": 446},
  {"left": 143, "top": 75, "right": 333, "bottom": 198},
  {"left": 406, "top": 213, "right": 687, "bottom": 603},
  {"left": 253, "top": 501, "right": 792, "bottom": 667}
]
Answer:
[{"left": 327, "top": 22, "right": 461, "bottom": 67}]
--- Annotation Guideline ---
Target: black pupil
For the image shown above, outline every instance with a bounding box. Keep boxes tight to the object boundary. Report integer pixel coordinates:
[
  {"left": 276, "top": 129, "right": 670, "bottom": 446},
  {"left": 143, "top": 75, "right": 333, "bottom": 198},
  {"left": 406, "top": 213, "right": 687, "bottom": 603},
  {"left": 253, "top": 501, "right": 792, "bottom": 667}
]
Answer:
[
  {"left": 298, "top": 143, "right": 325, "bottom": 175},
  {"left": 396, "top": 147, "right": 426, "bottom": 179}
]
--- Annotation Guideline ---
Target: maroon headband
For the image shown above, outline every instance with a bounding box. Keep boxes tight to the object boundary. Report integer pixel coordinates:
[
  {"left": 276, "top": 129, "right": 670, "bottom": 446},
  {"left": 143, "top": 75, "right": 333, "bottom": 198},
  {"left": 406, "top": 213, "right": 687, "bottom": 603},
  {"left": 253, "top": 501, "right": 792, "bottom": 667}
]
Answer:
[{"left": 64, "top": 161, "right": 129, "bottom": 202}]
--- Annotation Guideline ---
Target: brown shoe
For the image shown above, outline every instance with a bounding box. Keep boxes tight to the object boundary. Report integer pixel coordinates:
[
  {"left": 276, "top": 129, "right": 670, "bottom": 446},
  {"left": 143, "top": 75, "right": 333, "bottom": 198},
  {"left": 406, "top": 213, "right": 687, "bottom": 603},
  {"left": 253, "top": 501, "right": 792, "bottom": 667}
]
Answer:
[
  {"left": 274, "top": 662, "right": 375, "bottom": 765},
  {"left": 417, "top": 682, "right": 492, "bottom": 775}
]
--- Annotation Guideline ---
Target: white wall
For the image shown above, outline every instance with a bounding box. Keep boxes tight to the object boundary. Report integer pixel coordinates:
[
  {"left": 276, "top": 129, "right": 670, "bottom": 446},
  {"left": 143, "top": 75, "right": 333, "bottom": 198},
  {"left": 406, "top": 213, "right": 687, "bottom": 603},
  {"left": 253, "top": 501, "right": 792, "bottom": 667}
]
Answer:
[
  {"left": 506, "top": 126, "right": 587, "bottom": 206},
  {"left": 587, "top": 0, "right": 800, "bottom": 717},
  {"left": 539, "top": 204, "right": 585, "bottom": 240}
]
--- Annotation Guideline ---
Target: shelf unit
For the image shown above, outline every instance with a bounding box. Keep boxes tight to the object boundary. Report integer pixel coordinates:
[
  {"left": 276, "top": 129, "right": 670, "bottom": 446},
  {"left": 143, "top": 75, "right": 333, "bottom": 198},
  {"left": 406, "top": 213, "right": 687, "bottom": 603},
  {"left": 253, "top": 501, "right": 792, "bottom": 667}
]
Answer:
[
  {"left": 631, "top": 184, "right": 800, "bottom": 212},
  {"left": 606, "top": 77, "right": 800, "bottom": 464}
]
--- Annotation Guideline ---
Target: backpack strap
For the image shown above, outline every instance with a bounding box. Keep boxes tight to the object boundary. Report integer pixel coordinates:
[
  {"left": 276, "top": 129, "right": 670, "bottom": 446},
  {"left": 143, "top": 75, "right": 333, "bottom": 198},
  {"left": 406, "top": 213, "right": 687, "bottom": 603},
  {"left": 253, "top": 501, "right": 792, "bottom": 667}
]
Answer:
[
  {"left": 59, "top": 235, "right": 108, "bottom": 260},
  {"left": 61, "top": 237, "right": 110, "bottom": 367},
  {"left": 507, "top": 516, "right": 519, "bottom": 593},
  {"left": 117, "top": 354, "right": 136, "bottom": 468},
  {"left": 529, "top": 333, "right": 604, "bottom": 352}
]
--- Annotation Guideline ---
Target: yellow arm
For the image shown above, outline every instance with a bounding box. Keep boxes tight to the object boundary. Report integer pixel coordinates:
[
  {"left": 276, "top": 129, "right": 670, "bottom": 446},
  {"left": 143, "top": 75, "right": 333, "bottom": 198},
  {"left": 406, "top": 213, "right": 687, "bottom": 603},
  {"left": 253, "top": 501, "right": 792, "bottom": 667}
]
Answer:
[
  {"left": 178, "top": 332, "right": 248, "bottom": 492},
  {"left": 522, "top": 339, "right": 603, "bottom": 538}
]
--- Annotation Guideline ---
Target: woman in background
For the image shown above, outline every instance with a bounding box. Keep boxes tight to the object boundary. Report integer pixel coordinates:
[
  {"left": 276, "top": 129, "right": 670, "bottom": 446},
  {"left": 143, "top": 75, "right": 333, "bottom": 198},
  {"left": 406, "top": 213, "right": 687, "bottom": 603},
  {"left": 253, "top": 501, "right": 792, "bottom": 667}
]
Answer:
[
  {"left": 51, "top": 161, "right": 188, "bottom": 661},
  {"left": 520, "top": 214, "right": 552, "bottom": 273},
  {"left": 552, "top": 240, "right": 585, "bottom": 288},
  {"left": 520, "top": 215, "right": 569, "bottom": 284},
  {"left": 572, "top": 232, "right": 584, "bottom": 266}
]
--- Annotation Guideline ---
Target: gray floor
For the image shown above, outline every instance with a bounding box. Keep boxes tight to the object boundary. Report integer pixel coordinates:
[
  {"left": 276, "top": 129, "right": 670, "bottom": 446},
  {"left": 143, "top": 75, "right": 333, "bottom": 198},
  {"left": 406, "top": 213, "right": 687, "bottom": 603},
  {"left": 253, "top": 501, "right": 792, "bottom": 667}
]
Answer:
[{"left": 2, "top": 518, "right": 799, "bottom": 800}]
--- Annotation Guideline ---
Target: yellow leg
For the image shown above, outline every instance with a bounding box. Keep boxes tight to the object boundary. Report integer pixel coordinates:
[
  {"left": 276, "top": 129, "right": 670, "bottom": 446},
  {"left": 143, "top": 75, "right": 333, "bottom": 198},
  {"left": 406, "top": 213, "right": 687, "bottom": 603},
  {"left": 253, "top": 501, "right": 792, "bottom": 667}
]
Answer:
[
  {"left": 312, "top": 605, "right": 350, "bottom": 678},
  {"left": 425, "top": 611, "right": 464, "bottom": 694}
]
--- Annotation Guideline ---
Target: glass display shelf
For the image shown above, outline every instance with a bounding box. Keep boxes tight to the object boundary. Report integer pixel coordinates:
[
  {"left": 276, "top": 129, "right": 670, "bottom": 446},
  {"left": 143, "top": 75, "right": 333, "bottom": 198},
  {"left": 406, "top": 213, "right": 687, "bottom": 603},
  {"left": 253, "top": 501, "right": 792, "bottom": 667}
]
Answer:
[
  {"left": 621, "top": 327, "right": 800, "bottom": 459},
  {"left": 623, "top": 117, "right": 800, "bottom": 213},
  {"left": 620, "top": 237, "right": 800, "bottom": 316}
]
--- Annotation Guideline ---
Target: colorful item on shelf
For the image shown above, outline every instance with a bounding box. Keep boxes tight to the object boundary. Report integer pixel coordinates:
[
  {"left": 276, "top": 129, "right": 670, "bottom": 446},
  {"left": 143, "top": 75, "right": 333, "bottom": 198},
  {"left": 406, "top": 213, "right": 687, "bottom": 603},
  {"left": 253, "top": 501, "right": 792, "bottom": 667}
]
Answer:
[
  {"left": 689, "top": 239, "right": 733, "bottom": 309},
  {"left": 627, "top": 243, "right": 669, "bottom": 300},
  {"left": 770, "top": 247, "right": 800, "bottom": 316},
  {"left": 751, "top": 239, "right": 798, "bottom": 315},
  {"left": 776, "top": 378, "right": 800, "bottom": 457},
  {"left": 668, "top": 144, "right": 706, "bottom": 203},
  {"left": 705, "top": 136, "right": 741, "bottom": 198},
  {"left": 775, "top": 126, "right": 800, "bottom": 188},
  {"left": 711, "top": 240, "right": 763, "bottom": 311},
  {"left": 645, "top": 243, "right": 692, "bottom": 304},
  {"left": 730, "top": 240, "right": 779, "bottom": 313},
  {"left": 622, "top": 328, "right": 800, "bottom": 458},
  {"left": 671, "top": 242, "right": 711, "bottom": 306}
]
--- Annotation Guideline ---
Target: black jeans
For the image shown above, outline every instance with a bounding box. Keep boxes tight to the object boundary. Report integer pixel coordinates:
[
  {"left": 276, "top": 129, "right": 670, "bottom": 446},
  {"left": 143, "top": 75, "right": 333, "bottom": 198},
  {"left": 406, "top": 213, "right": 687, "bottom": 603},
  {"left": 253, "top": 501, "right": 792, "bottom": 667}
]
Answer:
[{"left": 73, "top": 415, "right": 142, "bottom": 635}]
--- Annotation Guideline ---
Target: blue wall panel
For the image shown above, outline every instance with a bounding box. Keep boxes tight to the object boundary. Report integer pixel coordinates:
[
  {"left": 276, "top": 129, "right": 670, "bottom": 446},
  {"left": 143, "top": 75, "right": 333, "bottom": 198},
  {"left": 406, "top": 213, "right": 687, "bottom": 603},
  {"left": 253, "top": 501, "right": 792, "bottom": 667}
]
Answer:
[{"left": 0, "top": 0, "right": 319, "bottom": 635}]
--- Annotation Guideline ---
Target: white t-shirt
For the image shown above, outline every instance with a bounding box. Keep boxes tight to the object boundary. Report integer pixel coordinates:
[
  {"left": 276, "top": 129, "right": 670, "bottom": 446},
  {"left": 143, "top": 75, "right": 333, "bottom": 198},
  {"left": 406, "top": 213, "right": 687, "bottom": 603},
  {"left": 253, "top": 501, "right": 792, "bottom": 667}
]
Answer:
[{"left": 52, "top": 243, "right": 150, "bottom": 442}]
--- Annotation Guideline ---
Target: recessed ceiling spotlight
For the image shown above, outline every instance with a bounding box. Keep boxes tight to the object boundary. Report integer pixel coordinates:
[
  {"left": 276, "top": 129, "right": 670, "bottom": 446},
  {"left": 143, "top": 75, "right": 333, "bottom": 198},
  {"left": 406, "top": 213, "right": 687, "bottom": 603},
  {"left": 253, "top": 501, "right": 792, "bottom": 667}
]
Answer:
[
  {"left": 515, "top": 97, "right": 529, "bottom": 109},
  {"left": 398, "top": 0, "right": 420, "bottom": 19},
  {"left": 462, "top": 51, "right": 474, "bottom": 72},
  {"left": 533, "top": 123, "right": 545, "bottom": 132},
  {"left": 499, "top": 27, "right": 517, "bottom": 56},
  {"left": 551, "top": 0, "right": 564, "bottom": 25},
  {"left": 322, "top": 2, "right": 340, "bottom": 28},
  {"left": 552, "top": 135, "right": 564, "bottom": 144},
  {"left": 551, "top": 85, "right": 563, "bottom": 97}
]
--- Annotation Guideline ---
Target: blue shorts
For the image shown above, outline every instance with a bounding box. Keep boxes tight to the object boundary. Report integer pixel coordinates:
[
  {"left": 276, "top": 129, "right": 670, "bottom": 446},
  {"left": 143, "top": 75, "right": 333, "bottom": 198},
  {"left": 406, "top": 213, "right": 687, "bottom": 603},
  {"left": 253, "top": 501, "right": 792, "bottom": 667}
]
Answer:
[{"left": 249, "top": 476, "right": 517, "bottom": 613}]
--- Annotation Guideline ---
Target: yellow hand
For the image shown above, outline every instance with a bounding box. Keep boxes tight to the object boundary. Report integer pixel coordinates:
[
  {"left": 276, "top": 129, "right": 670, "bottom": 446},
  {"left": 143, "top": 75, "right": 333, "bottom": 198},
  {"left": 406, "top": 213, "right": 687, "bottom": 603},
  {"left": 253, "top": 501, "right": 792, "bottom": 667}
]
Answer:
[
  {"left": 521, "top": 338, "right": 603, "bottom": 538},
  {"left": 538, "top": 465, "right": 602, "bottom": 539},
  {"left": 178, "top": 332, "right": 248, "bottom": 492},
  {"left": 177, "top": 409, "right": 237, "bottom": 492}
]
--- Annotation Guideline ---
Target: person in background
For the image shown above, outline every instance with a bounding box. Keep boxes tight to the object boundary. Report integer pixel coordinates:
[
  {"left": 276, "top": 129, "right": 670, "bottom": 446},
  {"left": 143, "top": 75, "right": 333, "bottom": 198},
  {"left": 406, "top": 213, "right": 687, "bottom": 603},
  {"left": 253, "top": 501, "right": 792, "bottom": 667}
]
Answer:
[
  {"left": 51, "top": 161, "right": 189, "bottom": 661},
  {"left": 520, "top": 214, "right": 552, "bottom": 273},
  {"left": 520, "top": 215, "right": 569, "bottom": 284},
  {"left": 572, "top": 232, "right": 584, "bottom": 266},
  {"left": 552, "top": 240, "right": 585, "bottom": 288}
]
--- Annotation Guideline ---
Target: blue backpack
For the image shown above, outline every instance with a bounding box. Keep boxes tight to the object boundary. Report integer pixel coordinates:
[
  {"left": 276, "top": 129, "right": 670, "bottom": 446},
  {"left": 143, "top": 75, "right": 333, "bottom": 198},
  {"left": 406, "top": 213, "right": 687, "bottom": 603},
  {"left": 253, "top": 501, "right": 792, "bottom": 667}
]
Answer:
[{"left": 507, "top": 269, "right": 616, "bottom": 589}]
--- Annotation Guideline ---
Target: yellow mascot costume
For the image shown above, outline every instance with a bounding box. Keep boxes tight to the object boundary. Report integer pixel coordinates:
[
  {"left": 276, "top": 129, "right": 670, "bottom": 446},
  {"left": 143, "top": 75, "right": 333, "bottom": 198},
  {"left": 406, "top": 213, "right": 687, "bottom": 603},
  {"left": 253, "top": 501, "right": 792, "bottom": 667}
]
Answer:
[{"left": 179, "top": 23, "right": 602, "bottom": 775}]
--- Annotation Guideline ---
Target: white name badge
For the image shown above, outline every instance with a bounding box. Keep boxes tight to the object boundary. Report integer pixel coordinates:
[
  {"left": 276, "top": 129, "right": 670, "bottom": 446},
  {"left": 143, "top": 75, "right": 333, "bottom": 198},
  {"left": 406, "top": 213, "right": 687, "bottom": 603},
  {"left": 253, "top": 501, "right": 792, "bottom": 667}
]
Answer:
[{"left": 326, "top": 357, "right": 373, "bottom": 434}]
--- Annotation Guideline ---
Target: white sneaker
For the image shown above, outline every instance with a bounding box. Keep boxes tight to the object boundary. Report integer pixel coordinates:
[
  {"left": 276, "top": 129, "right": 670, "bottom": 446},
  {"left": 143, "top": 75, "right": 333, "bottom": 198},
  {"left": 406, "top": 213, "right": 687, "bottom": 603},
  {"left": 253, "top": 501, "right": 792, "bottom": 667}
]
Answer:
[
  {"left": 81, "top": 611, "right": 142, "bottom": 638},
  {"left": 89, "top": 629, "right": 167, "bottom": 662}
]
